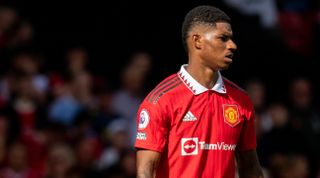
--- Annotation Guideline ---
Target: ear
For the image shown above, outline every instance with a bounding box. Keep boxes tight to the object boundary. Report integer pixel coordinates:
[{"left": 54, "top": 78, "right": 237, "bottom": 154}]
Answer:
[{"left": 192, "top": 34, "right": 202, "bottom": 49}]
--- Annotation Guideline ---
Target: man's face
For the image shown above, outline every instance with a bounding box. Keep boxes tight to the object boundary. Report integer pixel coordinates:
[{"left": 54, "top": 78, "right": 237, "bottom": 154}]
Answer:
[{"left": 197, "top": 22, "right": 237, "bottom": 70}]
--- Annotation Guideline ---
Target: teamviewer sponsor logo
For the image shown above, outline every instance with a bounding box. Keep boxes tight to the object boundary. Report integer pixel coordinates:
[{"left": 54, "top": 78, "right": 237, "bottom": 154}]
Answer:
[
  {"left": 199, "top": 141, "right": 236, "bottom": 151},
  {"left": 181, "top": 138, "right": 237, "bottom": 156},
  {"left": 181, "top": 138, "right": 198, "bottom": 156}
]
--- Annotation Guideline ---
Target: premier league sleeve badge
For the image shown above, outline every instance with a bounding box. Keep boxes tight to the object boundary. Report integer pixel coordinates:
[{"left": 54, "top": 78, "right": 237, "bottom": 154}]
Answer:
[{"left": 138, "top": 109, "right": 150, "bottom": 130}]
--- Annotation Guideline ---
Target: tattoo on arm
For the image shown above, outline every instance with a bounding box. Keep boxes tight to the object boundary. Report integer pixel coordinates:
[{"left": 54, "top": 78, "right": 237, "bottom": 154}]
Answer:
[
  {"left": 236, "top": 150, "right": 264, "bottom": 178},
  {"left": 136, "top": 150, "right": 161, "bottom": 178},
  {"left": 137, "top": 160, "right": 158, "bottom": 178}
]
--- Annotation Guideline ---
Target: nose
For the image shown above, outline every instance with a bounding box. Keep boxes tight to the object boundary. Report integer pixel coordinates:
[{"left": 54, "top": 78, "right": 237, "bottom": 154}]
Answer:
[{"left": 228, "top": 39, "right": 237, "bottom": 52}]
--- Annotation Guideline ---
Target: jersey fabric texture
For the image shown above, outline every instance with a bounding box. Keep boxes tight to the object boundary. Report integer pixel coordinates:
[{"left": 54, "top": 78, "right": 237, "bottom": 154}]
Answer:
[{"left": 135, "top": 64, "right": 257, "bottom": 178}]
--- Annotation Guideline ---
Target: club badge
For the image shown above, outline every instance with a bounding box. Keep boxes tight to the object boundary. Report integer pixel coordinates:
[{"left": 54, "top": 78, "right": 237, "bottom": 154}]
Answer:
[{"left": 223, "top": 104, "right": 240, "bottom": 127}]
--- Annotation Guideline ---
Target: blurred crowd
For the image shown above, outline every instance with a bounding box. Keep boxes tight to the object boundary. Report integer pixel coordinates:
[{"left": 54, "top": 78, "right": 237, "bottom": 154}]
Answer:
[
  {"left": 245, "top": 78, "right": 320, "bottom": 178},
  {"left": 0, "top": 1, "right": 319, "bottom": 178}
]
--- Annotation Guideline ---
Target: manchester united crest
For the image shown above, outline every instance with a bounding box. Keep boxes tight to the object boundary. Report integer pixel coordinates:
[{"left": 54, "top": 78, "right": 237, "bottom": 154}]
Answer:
[{"left": 223, "top": 104, "right": 240, "bottom": 127}]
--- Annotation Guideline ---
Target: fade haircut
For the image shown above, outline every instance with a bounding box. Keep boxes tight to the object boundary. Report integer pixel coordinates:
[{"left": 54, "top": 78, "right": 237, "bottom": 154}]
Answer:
[{"left": 182, "top": 5, "right": 231, "bottom": 52}]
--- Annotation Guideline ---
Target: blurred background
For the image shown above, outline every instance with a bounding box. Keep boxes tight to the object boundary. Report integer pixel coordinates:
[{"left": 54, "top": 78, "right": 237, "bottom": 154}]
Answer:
[{"left": 0, "top": 0, "right": 319, "bottom": 178}]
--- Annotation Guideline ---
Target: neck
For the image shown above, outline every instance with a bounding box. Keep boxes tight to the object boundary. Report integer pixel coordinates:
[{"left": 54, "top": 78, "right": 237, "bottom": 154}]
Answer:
[{"left": 186, "top": 60, "right": 218, "bottom": 89}]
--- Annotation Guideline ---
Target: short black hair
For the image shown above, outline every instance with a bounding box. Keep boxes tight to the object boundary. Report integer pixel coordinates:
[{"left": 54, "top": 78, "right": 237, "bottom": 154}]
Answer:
[{"left": 182, "top": 5, "right": 231, "bottom": 52}]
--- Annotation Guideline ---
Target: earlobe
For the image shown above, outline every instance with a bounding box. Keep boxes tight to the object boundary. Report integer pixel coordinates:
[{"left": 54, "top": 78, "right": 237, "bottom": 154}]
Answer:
[{"left": 192, "top": 34, "right": 202, "bottom": 49}]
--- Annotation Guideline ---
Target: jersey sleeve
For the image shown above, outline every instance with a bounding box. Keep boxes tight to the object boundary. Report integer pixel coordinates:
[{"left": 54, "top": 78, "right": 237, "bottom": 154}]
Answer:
[
  {"left": 134, "top": 100, "right": 169, "bottom": 152},
  {"left": 237, "top": 105, "right": 257, "bottom": 151}
]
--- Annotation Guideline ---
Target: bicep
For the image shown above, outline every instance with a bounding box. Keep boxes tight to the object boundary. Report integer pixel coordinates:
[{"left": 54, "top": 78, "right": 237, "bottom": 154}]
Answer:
[
  {"left": 236, "top": 149, "right": 264, "bottom": 178},
  {"left": 136, "top": 149, "right": 161, "bottom": 178}
]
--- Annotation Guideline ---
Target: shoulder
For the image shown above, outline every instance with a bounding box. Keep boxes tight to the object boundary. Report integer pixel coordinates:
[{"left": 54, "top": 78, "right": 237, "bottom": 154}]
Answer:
[
  {"left": 138, "top": 73, "right": 183, "bottom": 119},
  {"left": 223, "top": 77, "right": 253, "bottom": 107},
  {"left": 143, "top": 73, "right": 184, "bottom": 105},
  {"left": 223, "top": 77, "right": 247, "bottom": 95}
]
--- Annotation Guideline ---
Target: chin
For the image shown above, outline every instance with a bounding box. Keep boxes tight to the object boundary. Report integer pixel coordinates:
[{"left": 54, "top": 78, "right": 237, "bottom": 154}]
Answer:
[{"left": 219, "top": 65, "right": 230, "bottom": 71}]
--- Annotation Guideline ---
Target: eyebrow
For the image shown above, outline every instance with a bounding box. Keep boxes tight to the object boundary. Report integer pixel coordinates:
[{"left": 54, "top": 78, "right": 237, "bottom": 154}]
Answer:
[{"left": 219, "top": 33, "right": 233, "bottom": 38}]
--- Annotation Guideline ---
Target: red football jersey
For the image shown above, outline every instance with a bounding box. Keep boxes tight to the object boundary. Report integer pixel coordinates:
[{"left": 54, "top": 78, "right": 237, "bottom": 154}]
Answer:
[{"left": 135, "top": 65, "right": 256, "bottom": 178}]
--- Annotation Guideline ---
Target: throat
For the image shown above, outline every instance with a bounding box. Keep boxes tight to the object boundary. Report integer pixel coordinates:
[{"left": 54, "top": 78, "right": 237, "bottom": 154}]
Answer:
[{"left": 186, "top": 65, "right": 218, "bottom": 89}]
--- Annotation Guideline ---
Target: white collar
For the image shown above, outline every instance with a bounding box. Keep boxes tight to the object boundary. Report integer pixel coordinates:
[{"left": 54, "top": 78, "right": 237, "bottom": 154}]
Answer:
[{"left": 178, "top": 64, "right": 227, "bottom": 95}]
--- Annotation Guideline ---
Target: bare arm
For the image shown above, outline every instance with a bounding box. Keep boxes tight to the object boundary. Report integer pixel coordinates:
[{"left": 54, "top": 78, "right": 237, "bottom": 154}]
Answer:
[
  {"left": 136, "top": 149, "right": 161, "bottom": 178},
  {"left": 236, "top": 149, "right": 264, "bottom": 178}
]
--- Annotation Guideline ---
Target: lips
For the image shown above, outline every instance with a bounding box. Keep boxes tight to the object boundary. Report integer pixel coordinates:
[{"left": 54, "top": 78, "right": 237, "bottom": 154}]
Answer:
[{"left": 225, "top": 53, "right": 233, "bottom": 59}]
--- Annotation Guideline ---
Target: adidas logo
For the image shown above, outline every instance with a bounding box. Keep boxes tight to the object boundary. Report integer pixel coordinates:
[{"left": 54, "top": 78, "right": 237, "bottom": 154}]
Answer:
[{"left": 183, "top": 111, "right": 197, "bottom": 122}]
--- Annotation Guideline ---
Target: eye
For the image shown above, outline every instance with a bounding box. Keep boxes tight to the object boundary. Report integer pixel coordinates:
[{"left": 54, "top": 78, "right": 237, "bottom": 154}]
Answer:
[{"left": 219, "top": 35, "right": 229, "bottom": 42}]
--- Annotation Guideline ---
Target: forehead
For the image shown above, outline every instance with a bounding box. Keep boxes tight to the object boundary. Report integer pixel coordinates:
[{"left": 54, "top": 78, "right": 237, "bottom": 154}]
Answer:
[
  {"left": 212, "top": 22, "right": 233, "bottom": 34},
  {"left": 191, "top": 22, "right": 233, "bottom": 35}
]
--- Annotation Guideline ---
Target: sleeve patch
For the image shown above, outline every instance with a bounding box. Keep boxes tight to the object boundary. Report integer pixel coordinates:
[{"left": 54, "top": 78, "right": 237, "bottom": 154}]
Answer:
[{"left": 138, "top": 109, "right": 150, "bottom": 129}]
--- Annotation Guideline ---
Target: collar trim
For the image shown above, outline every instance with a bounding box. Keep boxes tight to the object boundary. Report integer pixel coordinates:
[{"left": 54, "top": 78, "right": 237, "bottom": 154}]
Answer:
[{"left": 178, "top": 64, "right": 227, "bottom": 95}]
